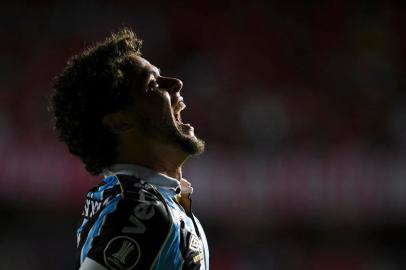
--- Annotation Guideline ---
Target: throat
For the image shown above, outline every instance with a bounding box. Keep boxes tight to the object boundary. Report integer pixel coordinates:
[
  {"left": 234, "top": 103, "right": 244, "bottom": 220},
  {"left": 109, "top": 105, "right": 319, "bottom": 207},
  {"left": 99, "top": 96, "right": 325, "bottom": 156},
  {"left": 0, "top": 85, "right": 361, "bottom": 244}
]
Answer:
[{"left": 177, "top": 193, "right": 192, "bottom": 215}]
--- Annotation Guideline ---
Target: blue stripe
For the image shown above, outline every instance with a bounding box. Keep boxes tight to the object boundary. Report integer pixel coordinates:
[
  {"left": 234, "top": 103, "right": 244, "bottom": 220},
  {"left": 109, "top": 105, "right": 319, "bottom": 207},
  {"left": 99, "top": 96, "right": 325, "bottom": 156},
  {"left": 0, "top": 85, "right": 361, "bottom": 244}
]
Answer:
[
  {"left": 152, "top": 223, "right": 183, "bottom": 270},
  {"left": 93, "top": 190, "right": 103, "bottom": 200},
  {"left": 80, "top": 194, "right": 122, "bottom": 263},
  {"left": 91, "top": 176, "right": 118, "bottom": 200},
  {"left": 77, "top": 218, "right": 88, "bottom": 234},
  {"left": 98, "top": 176, "right": 119, "bottom": 191}
]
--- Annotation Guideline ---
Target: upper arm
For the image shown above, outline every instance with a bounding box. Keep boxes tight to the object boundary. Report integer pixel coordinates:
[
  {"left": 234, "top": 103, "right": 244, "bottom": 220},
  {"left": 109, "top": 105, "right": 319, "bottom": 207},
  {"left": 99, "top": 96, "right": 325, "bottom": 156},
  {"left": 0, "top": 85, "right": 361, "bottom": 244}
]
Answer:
[{"left": 79, "top": 257, "right": 108, "bottom": 270}]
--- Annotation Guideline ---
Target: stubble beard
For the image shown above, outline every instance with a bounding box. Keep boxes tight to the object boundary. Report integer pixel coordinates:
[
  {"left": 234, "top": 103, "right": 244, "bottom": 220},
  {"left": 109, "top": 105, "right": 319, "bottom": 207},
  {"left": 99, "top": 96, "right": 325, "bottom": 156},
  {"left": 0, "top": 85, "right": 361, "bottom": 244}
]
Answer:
[{"left": 140, "top": 115, "right": 205, "bottom": 156}]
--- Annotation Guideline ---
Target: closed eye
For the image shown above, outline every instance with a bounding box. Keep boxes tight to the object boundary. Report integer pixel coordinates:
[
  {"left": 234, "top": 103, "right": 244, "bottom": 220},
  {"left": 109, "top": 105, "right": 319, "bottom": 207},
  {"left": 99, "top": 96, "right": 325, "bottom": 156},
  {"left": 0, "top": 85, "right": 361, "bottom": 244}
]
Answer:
[{"left": 148, "top": 80, "right": 159, "bottom": 91}]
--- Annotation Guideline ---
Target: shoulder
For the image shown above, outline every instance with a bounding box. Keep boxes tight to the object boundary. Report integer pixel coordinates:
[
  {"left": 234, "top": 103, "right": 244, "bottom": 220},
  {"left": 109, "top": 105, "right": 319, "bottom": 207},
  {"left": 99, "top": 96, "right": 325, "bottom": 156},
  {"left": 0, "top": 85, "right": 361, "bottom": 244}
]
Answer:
[
  {"left": 112, "top": 174, "right": 172, "bottom": 233},
  {"left": 79, "top": 175, "right": 175, "bottom": 269},
  {"left": 85, "top": 174, "right": 172, "bottom": 236}
]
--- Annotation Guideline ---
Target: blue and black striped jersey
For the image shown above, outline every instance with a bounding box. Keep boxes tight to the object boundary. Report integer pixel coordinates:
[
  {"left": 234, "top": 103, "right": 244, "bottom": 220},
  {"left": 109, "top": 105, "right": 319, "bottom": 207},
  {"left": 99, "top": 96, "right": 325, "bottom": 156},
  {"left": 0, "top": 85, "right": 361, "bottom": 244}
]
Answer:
[{"left": 75, "top": 164, "right": 209, "bottom": 270}]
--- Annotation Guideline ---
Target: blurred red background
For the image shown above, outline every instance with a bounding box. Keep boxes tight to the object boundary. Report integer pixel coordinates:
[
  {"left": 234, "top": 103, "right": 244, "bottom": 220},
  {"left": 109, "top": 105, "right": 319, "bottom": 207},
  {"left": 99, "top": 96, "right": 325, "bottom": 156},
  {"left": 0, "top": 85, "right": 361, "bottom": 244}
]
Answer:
[{"left": 0, "top": 0, "right": 405, "bottom": 269}]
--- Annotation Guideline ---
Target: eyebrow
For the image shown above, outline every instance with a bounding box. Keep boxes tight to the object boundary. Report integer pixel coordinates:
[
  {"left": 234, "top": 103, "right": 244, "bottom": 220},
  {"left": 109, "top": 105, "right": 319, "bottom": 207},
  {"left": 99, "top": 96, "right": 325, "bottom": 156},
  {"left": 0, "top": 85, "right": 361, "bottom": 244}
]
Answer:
[
  {"left": 139, "top": 64, "right": 161, "bottom": 83},
  {"left": 150, "top": 66, "right": 161, "bottom": 77}
]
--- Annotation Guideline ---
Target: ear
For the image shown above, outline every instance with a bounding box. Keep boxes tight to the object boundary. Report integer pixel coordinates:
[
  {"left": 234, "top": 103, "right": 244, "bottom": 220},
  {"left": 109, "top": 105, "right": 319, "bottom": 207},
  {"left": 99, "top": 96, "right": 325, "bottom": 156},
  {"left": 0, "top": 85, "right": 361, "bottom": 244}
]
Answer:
[{"left": 102, "top": 111, "right": 134, "bottom": 134}]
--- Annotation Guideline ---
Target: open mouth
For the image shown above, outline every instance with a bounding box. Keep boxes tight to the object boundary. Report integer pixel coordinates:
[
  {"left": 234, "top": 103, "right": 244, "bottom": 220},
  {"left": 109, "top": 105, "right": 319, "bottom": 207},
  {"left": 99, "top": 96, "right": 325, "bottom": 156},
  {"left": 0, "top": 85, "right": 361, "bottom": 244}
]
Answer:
[
  {"left": 173, "top": 101, "right": 194, "bottom": 131},
  {"left": 173, "top": 101, "right": 185, "bottom": 124}
]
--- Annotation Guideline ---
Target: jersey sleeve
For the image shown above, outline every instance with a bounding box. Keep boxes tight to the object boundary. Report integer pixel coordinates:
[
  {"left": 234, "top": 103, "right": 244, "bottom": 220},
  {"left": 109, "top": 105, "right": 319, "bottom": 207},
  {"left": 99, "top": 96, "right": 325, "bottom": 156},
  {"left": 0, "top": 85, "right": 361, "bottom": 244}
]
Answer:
[{"left": 79, "top": 187, "right": 174, "bottom": 270}]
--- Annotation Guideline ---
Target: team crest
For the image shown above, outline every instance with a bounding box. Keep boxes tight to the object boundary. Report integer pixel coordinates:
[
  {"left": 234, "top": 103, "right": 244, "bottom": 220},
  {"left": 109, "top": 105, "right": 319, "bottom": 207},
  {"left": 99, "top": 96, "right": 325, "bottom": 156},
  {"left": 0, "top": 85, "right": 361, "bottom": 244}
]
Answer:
[{"left": 104, "top": 236, "right": 140, "bottom": 270}]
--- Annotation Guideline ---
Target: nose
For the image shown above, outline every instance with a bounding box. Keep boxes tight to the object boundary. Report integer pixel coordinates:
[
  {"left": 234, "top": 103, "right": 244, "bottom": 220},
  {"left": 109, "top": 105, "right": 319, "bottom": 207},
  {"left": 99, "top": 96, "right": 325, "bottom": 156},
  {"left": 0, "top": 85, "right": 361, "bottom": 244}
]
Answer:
[{"left": 161, "top": 77, "right": 183, "bottom": 94}]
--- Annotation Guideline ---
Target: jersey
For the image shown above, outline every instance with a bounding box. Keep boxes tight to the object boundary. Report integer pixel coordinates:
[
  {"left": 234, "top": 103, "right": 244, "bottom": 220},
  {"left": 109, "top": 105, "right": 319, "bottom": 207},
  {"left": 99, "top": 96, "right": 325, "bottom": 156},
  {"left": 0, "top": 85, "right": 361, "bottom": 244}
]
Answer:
[{"left": 75, "top": 164, "right": 209, "bottom": 270}]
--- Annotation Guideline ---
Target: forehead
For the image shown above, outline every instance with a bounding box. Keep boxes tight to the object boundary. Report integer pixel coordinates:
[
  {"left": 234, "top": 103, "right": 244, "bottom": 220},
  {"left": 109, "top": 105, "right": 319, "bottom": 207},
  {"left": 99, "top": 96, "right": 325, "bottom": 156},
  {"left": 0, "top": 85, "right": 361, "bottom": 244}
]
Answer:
[{"left": 130, "top": 55, "right": 160, "bottom": 77}]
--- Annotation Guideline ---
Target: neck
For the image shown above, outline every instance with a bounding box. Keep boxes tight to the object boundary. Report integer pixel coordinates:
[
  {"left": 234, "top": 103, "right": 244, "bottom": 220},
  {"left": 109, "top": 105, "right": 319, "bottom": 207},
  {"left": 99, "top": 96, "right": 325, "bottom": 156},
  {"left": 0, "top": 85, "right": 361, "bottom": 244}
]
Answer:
[{"left": 115, "top": 138, "right": 189, "bottom": 180}]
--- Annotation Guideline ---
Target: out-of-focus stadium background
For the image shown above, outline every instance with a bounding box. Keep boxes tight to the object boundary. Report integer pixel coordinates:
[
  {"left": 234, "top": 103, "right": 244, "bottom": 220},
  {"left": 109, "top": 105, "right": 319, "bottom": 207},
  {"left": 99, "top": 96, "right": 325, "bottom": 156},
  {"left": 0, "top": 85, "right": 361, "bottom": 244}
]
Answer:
[{"left": 1, "top": 0, "right": 406, "bottom": 269}]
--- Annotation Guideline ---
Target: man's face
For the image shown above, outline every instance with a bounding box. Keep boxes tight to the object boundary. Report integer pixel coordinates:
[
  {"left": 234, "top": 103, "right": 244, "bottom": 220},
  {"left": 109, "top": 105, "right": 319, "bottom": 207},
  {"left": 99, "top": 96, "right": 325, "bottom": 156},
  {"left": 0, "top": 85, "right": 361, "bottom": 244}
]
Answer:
[{"left": 127, "top": 55, "right": 205, "bottom": 155}]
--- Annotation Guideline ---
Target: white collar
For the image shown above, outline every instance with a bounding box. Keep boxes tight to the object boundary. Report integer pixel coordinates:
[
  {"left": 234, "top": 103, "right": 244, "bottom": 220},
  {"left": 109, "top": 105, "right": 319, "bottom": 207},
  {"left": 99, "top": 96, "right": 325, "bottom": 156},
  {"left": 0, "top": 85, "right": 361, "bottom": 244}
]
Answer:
[{"left": 103, "top": 163, "right": 193, "bottom": 195}]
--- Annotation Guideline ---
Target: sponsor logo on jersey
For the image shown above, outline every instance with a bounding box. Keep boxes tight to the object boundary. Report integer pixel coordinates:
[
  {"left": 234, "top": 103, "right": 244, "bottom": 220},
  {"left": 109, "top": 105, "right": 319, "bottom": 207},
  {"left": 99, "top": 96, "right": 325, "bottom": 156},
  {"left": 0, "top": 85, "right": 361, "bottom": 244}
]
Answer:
[
  {"left": 104, "top": 236, "right": 140, "bottom": 270},
  {"left": 122, "top": 189, "right": 158, "bottom": 234}
]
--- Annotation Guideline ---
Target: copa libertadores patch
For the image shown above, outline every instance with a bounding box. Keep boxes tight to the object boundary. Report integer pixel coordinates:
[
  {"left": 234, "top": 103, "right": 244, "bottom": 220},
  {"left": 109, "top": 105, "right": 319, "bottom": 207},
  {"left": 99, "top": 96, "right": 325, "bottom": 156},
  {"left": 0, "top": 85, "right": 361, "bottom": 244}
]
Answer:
[{"left": 104, "top": 236, "right": 140, "bottom": 270}]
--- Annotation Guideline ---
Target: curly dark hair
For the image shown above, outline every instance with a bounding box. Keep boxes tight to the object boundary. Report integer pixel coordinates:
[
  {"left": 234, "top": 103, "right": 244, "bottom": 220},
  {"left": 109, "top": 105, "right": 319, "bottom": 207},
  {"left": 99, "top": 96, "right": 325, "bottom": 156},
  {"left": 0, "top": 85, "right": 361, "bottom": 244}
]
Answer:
[{"left": 49, "top": 28, "right": 143, "bottom": 175}]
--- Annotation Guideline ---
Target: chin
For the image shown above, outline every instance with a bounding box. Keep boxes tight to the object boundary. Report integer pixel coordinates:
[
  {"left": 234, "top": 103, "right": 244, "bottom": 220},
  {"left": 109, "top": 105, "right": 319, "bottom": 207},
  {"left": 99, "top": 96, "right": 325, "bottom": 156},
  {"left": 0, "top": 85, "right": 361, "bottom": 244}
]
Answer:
[
  {"left": 143, "top": 116, "right": 205, "bottom": 155},
  {"left": 175, "top": 125, "right": 205, "bottom": 155},
  {"left": 180, "top": 136, "right": 205, "bottom": 156}
]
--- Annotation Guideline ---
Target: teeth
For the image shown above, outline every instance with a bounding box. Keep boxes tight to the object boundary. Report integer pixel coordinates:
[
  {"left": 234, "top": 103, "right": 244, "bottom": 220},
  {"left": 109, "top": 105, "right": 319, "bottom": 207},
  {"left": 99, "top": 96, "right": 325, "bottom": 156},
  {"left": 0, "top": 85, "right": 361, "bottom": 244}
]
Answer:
[
  {"left": 173, "top": 111, "right": 181, "bottom": 123},
  {"left": 174, "top": 102, "right": 186, "bottom": 114},
  {"left": 173, "top": 102, "right": 185, "bottom": 124}
]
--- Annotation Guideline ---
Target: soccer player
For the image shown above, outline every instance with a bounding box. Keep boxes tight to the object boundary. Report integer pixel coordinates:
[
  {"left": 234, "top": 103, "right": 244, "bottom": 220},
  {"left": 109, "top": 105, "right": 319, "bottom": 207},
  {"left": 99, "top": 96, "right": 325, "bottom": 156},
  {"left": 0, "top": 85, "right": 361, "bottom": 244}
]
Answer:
[{"left": 49, "top": 28, "right": 209, "bottom": 270}]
